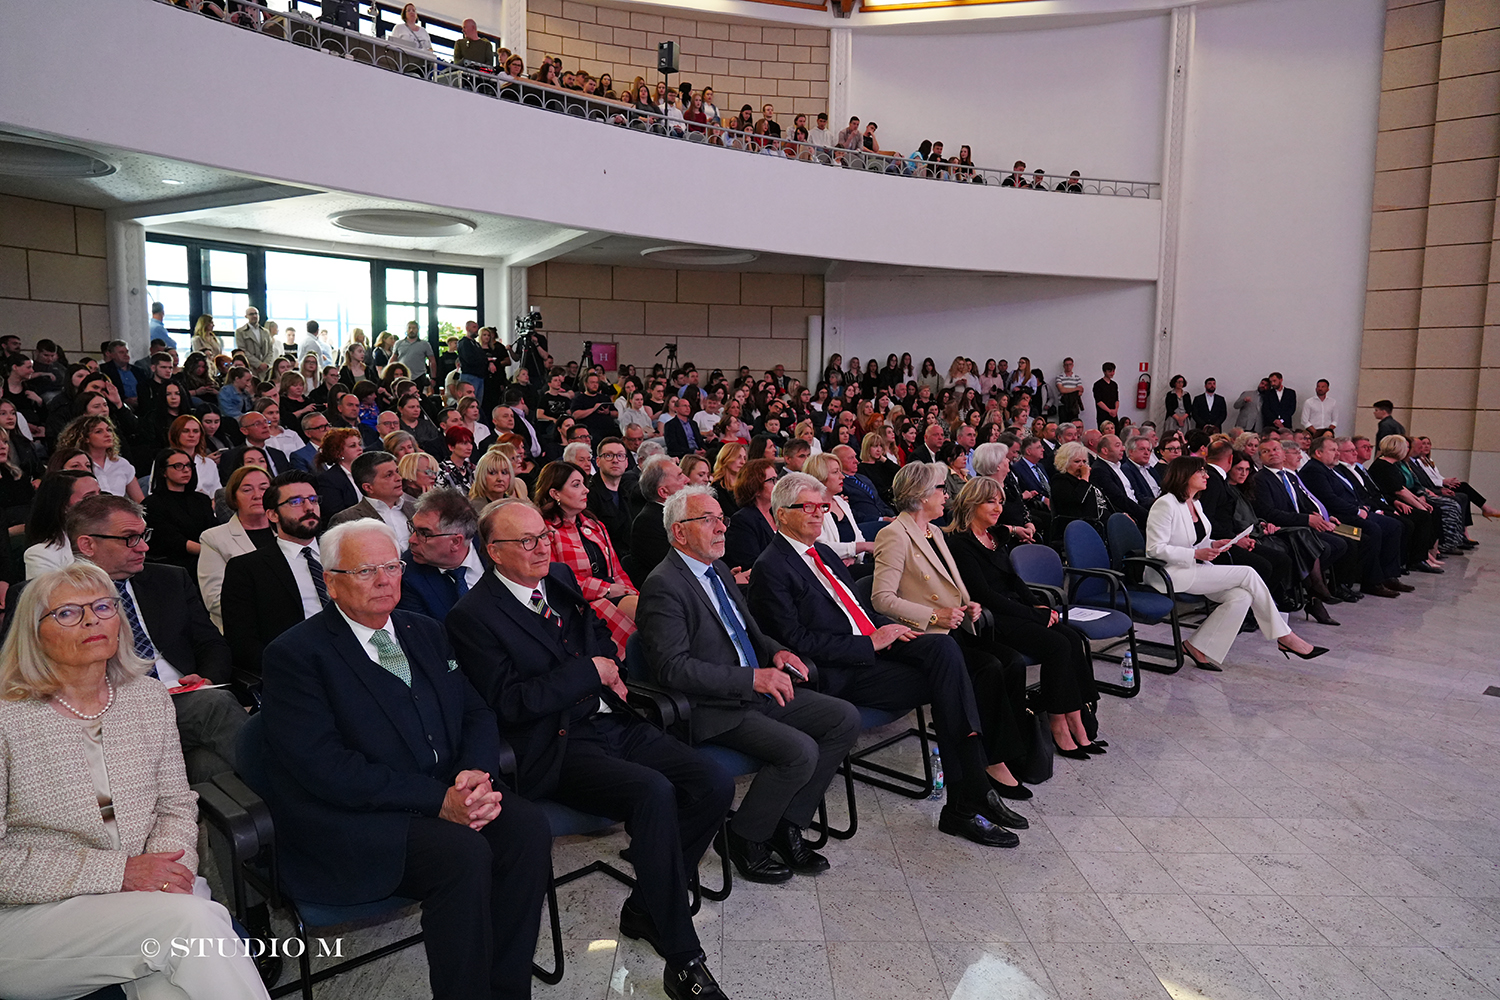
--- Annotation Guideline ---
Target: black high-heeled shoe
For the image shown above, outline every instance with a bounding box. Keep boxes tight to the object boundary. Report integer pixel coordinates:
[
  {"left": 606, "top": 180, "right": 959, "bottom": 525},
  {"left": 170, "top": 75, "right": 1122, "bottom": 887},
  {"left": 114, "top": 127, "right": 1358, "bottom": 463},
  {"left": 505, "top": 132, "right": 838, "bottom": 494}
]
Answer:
[
  {"left": 988, "top": 774, "right": 1033, "bottom": 800},
  {"left": 1182, "top": 644, "right": 1222, "bottom": 672},
  {"left": 1080, "top": 742, "right": 1107, "bottom": 755},
  {"left": 1052, "top": 741, "right": 1092, "bottom": 761},
  {"left": 1278, "top": 642, "right": 1328, "bottom": 660},
  {"left": 1305, "top": 599, "right": 1340, "bottom": 627}
]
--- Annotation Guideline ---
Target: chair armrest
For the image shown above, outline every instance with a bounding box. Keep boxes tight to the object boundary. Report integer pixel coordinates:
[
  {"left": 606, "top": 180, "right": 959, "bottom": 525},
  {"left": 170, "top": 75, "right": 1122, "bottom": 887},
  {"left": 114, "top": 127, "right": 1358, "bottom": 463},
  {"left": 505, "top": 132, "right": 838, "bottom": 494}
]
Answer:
[
  {"left": 194, "top": 781, "right": 261, "bottom": 871},
  {"left": 1024, "top": 583, "right": 1065, "bottom": 607},
  {"left": 1122, "top": 555, "right": 1175, "bottom": 597},
  {"left": 494, "top": 736, "right": 517, "bottom": 783},
  {"left": 1063, "top": 565, "right": 1132, "bottom": 618},
  {"left": 629, "top": 679, "right": 690, "bottom": 730},
  {"left": 210, "top": 773, "right": 273, "bottom": 851}
]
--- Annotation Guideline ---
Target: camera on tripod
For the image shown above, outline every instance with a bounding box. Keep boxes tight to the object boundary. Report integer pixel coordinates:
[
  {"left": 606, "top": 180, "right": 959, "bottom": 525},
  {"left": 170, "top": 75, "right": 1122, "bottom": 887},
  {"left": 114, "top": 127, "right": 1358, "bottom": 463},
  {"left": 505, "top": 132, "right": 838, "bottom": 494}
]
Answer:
[{"left": 514, "top": 308, "right": 544, "bottom": 337}]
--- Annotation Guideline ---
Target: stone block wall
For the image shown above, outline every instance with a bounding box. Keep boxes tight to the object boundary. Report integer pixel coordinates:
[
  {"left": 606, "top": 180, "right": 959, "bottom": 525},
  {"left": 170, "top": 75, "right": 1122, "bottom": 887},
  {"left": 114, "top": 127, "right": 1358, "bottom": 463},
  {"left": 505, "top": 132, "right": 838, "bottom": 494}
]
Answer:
[
  {"left": 527, "top": 261, "right": 822, "bottom": 381},
  {"left": 526, "top": 0, "right": 830, "bottom": 124},
  {"left": 0, "top": 194, "right": 109, "bottom": 354}
]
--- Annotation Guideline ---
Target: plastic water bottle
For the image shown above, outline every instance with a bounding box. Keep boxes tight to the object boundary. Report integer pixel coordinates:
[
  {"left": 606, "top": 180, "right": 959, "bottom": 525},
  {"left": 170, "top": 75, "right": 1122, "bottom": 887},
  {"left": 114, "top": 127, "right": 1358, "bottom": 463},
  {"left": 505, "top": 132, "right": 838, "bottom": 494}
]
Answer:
[
  {"left": 928, "top": 745, "right": 945, "bottom": 799},
  {"left": 1121, "top": 651, "right": 1135, "bottom": 687}
]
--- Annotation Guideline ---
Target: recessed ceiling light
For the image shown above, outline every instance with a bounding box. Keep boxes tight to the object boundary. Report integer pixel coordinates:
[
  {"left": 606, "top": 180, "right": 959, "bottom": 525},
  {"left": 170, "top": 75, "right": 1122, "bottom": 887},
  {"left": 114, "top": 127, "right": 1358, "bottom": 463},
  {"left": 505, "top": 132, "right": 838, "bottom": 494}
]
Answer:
[
  {"left": 0, "top": 134, "right": 115, "bottom": 178},
  {"left": 162, "top": 178, "right": 184, "bottom": 185},
  {"left": 640, "top": 245, "right": 758, "bottom": 266},
  {"left": 330, "top": 209, "right": 476, "bottom": 237}
]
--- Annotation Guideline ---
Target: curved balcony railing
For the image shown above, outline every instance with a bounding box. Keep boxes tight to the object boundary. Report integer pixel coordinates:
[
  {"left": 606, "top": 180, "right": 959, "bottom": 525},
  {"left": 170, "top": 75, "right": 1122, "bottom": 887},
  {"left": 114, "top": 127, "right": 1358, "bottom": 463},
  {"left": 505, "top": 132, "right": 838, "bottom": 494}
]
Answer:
[{"left": 156, "top": 0, "right": 1160, "bottom": 200}]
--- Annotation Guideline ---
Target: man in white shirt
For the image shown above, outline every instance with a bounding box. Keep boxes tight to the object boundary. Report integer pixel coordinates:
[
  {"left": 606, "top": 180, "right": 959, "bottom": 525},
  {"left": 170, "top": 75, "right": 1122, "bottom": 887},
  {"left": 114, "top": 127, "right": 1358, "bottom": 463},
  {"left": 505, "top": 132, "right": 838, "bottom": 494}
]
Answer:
[
  {"left": 1300, "top": 379, "right": 1338, "bottom": 436},
  {"left": 1093, "top": 434, "right": 1149, "bottom": 528},
  {"left": 808, "top": 112, "right": 833, "bottom": 149},
  {"left": 329, "top": 450, "right": 412, "bottom": 549},
  {"left": 693, "top": 394, "right": 722, "bottom": 441},
  {"left": 297, "top": 319, "right": 334, "bottom": 369},
  {"left": 1124, "top": 435, "right": 1161, "bottom": 501}
]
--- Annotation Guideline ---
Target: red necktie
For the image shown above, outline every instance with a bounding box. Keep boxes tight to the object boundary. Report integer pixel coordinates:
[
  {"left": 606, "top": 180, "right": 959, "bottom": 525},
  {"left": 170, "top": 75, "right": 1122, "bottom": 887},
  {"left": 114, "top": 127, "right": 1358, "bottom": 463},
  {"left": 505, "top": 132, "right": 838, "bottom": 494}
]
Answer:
[{"left": 806, "top": 547, "right": 875, "bottom": 636}]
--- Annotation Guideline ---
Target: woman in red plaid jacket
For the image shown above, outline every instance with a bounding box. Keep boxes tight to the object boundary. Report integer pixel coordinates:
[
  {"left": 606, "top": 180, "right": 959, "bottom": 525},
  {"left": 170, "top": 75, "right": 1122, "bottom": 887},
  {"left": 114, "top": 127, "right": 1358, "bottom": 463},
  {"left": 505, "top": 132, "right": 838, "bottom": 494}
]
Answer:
[{"left": 536, "top": 461, "right": 638, "bottom": 657}]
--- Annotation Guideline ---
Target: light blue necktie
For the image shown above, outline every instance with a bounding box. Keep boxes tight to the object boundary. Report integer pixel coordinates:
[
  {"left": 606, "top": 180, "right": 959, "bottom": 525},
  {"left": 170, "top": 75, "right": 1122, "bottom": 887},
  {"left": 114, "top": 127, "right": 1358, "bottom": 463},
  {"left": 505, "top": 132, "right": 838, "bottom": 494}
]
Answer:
[
  {"left": 369, "top": 629, "right": 411, "bottom": 687},
  {"left": 705, "top": 566, "right": 758, "bottom": 669}
]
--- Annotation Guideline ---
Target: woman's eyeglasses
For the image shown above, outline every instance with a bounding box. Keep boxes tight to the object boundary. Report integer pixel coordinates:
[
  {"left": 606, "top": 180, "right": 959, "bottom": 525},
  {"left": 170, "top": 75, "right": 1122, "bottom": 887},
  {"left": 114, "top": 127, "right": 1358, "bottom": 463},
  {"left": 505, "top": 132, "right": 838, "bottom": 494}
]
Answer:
[{"left": 40, "top": 597, "right": 121, "bottom": 627}]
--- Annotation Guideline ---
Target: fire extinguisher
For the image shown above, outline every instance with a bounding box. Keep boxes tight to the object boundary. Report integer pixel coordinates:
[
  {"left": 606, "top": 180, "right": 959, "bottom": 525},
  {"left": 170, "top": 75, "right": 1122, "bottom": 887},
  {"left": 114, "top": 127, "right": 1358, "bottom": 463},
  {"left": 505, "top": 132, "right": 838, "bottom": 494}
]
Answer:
[{"left": 1135, "top": 371, "right": 1151, "bottom": 410}]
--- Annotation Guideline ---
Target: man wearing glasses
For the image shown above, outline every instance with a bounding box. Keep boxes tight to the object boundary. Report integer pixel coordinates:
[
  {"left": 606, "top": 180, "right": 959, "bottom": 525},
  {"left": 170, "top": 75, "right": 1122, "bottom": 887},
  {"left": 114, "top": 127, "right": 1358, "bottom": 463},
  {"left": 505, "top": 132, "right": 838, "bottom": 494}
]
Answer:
[
  {"left": 746, "top": 474, "right": 1022, "bottom": 847},
  {"left": 290, "top": 411, "right": 330, "bottom": 472},
  {"left": 222, "top": 471, "right": 328, "bottom": 686},
  {"left": 636, "top": 486, "right": 860, "bottom": 886},
  {"left": 447, "top": 500, "right": 734, "bottom": 1000},
  {"left": 259, "top": 519, "right": 551, "bottom": 1000},
  {"left": 588, "top": 436, "right": 634, "bottom": 559},
  {"left": 398, "top": 488, "right": 485, "bottom": 621}
]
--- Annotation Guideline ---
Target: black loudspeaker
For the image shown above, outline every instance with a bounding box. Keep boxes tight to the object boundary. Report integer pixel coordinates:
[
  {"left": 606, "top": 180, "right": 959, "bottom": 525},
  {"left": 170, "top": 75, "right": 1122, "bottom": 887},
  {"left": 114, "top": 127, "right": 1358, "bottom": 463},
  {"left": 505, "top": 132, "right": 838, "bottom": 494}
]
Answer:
[{"left": 657, "top": 40, "right": 679, "bottom": 74}]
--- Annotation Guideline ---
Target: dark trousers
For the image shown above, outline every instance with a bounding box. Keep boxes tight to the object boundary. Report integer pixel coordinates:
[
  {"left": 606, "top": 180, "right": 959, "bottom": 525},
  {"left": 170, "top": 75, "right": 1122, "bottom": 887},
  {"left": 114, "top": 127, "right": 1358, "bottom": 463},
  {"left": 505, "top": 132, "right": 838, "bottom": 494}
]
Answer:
[
  {"left": 1362, "top": 511, "right": 1405, "bottom": 581},
  {"left": 1215, "top": 544, "right": 1294, "bottom": 607},
  {"left": 174, "top": 687, "right": 248, "bottom": 783},
  {"left": 818, "top": 634, "right": 983, "bottom": 790},
  {"left": 393, "top": 797, "right": 551, "bottom": 1000},
  {"left": 992, "top": 617, "right": 1096, "bottom": 716},
  {"left": 708, "top": 688, "right": 860, "bottom": 842},
  {"left": 955, "top": 630, "right": 1028, "bottom": 766},
  {"left": 1313, "top": 529, "right": 1359, "bottom": 586},
  {"left": 550, "top": 715, "right": 733, "bottom": 961}
]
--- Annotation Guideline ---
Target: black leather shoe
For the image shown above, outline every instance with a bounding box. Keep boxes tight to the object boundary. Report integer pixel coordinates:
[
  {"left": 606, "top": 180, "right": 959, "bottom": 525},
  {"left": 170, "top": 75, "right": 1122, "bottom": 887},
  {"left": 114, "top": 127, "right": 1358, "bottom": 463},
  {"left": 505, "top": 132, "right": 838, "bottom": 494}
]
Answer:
[
  {"left": 988, "top": 774, "right": 1033, "bottom": 800},
  {"left": 1080, "top": 742, "right": 1107, "bottom": 754},
  {"left": 246, "top": 926, "right": 283, "bottom": 987},
  {"left": 664, "top": 953, "right": 728, "bottom": 1000},
  {"left": 725, "top": 831, "right": 793, "bottom": 884},
  {"left": 1413, "top": 562, "right": 1444, "bottom": 574},
  {"left": 978, "top": 789, "right": 1029, "bottom": 829},
  {"left": 1364, "top": 584, "right": 1399, "bottom": 598},
  {"left": 768, "top": 820, "right": 830, "bottom": 875},
  {"left": 1386, "top": 579, "right": 1415, "bottom": 593},
  {"left": 1333, "top": 584, "right": 1360, "bottom": 602},
  {"left": 619, "top": 899, "right": 662, "bottom": 955},
  {"left": 1053, "top": 740, "right": 1092, "bottom": 760},
  {"left": 938, "top": 806, "right": 1019, "bottom": 847}
]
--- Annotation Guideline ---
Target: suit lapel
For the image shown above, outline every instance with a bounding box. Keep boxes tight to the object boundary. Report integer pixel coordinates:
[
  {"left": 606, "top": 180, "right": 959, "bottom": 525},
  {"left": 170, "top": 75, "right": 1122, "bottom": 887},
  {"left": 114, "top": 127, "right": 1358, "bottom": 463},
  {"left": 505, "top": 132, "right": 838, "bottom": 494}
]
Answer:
[
  {"left": 666, "top": 549, "right": 721, "bottom": 621},
  {"left": 481, "top": 571, "right": 561, "bottom": 650},
  {"left": 270, "top": 545, "right": 304, "bottom": 618},
  {"left": 774, "top": 535, "right": 839, "bottom": 613},
  {"left": 321, "top": 611, "right": 433, "bottom": 767}
]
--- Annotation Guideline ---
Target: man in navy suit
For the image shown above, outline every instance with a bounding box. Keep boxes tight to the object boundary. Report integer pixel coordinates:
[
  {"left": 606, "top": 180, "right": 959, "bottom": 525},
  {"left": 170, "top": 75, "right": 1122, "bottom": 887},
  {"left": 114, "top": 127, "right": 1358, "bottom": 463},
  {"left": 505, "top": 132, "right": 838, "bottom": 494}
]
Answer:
[
  {"left": 398, "top": 488, "right": 486, "bottom": 621},
  {"left": 830, "top": 444, "right": 893, "bottom": 537},
  {"left": 257, "top": 519, "right": 550, "bottom": 1000},
  {"left": 448, "top": 500, "right": 733, "bottom": 1000},
  {"left": 663, "top": 397, "right": 703, "bottom": 458},
  {"left": 1298, "top": 435, "right": 1409, "bottom": 594},
  {"left": 289, "top": 410, "right": 330, "bottom": 472},
  {"left": 1259, "top": 372, "right": 1297, "bottom": 433},
  {"left": 748, "top": 473, "right": 1024, "bottom": 848},
  {"left": 238, "top": 409, "right": 293, "bottom": 475},
  {"left": 1190, "top": 377, "right": 1228, "bottom": 429}
]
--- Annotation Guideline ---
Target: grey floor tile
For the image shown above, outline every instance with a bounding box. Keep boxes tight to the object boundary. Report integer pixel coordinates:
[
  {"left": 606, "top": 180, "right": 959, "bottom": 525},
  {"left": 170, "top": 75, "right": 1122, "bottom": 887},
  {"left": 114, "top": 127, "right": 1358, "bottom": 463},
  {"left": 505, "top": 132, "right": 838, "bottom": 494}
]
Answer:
[
  {"left": 1238, "top": 852, "right": 1364, "bottom": 896},
  {"left": 1071, "top": 850, "right": 1183, "bottom": 894},
  {"left": 1281, "top": 894, "right": 1424, "bottom": 946},
  {"left": 817, "top": 888, "right": 925, "bottom": 942},
  {"left": 1008, "top": 891, "right": 1128, "bottom": 943},
  {"left": 723, "top": 885, "right": 824, "bottom": 942},
  {"left": 718, "top": 940, "right": 835, "bottom": 1000},
  {"left": 1154, "top": 852, "right": 1275, "bottom": 895},
  {"left": 1339, "top": 945, "right": 1496, "bottom": 1000},
  {"left": 825, "top": 940, "right": 946, "bottom": 1000},
  {"left": 1033, "top": 941, "right": 1175, "bottom": 1000},
  {"left": 911, "top": 890, "right": 1027, "bottom": 942},
  {"left": 1374, "top": 895, "right": 1500, "bottom": 949},
  {"left": 1134, "top": 943, "right": 1285, "bottom": 1000},
  {"left": 1237, "top": 945, "right": 1389, "bottom": 1000},
  {"left": 1118, "top": 815, "right": 1231, "bottom": 854},
  {"left": 930, "top": 941, "right": 1058, "bottom": 999},
  {"left": 1096, "top": 892, "right": 1228, "bottom": 944},
  {"left": 1193, "top": 894, "right": 1330, "bottom": 946}
]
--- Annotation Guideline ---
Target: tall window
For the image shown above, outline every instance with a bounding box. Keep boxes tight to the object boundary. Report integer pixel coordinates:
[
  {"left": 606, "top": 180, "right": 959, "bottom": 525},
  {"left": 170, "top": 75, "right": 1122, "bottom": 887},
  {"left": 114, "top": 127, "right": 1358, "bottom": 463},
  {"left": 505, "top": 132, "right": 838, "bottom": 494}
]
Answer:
[
  {"left": 145, "top": 242, "right": 191, "bottom": 351},
  {"left": 203, "top": 249, "right": 252, "bottom": 349},
  {"left": 376, "top": 266, "right": 480, "bottom": 348},
  {"left": 265, "top": 251, "right": 372, "bottom": 359}
]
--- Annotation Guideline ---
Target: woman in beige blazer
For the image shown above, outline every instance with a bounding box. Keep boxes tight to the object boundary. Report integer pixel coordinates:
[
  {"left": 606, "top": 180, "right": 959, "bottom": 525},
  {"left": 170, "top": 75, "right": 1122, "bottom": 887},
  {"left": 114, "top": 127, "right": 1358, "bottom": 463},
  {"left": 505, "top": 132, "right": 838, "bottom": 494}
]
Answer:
[
  {"left": 0, "top": 562, "right": 267, "bottom": 999},
  {"left": 872, "top": 462, "right": 1031, "bottom": 796},
  {"left": 198, "top": 466, "right": 273, "bottom": 631}
]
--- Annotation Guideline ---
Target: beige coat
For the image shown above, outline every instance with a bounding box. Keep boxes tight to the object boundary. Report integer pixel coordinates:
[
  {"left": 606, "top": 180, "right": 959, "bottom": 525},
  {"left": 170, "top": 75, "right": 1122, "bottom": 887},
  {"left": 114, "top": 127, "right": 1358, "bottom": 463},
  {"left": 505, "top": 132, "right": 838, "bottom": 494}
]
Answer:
[
  {"left": 871, "top": 512, "right": 973, "bottom": 633},
  {"left": 197, "top": 514, "right": 257, "bottom": 631},
  {"left": 0, "top": 676, "right": 198, "bottom": 905}
]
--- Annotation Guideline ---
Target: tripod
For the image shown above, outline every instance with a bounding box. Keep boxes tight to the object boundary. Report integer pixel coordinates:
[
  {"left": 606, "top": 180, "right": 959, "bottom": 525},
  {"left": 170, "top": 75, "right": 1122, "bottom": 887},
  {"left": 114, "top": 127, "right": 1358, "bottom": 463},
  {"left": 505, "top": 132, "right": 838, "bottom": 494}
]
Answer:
[{"left": 656, "top": 341, "right": 678, "bottom": 372}]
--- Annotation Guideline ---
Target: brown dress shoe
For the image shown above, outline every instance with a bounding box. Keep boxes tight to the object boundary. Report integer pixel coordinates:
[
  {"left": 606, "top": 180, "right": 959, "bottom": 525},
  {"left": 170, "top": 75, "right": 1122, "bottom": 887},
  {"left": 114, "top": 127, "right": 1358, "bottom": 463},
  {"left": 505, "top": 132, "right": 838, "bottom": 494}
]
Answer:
[
  {"left": 1385, "top": 579, "right": 1415, "bottom": 593},
  {"left": 1364, "top": 584, "right": 1399, "bottom": 598}
]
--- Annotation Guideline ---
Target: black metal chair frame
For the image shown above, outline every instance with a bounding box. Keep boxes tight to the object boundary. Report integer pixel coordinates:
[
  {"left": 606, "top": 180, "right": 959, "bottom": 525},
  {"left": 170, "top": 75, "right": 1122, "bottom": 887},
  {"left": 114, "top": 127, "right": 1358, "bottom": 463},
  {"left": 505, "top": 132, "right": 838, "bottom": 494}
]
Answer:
[{"left": 1101, "top": 514, "right": 1213, "bottom": 675}]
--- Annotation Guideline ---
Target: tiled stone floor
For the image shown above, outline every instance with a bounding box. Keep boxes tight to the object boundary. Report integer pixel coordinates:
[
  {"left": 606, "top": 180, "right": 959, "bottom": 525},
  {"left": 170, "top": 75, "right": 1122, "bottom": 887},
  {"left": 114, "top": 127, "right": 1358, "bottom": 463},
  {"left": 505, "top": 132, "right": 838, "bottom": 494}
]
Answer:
[{"left": 278, "top": 522, "right": 1500, "bottom": 999}]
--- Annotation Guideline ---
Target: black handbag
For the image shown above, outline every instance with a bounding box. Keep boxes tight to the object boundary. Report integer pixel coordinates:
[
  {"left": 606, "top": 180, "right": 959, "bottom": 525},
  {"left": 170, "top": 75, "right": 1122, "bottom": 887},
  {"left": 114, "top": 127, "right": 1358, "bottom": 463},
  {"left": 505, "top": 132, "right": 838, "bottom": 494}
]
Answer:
[{"left": 1012, "top": 706, "right": 1054, "bottom": 785}]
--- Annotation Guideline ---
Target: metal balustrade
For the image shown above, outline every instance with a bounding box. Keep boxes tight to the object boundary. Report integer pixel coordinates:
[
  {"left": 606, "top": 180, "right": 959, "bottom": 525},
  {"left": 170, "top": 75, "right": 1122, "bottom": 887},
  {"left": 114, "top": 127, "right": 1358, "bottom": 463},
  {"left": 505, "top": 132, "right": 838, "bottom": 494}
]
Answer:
[{"left": 155, "top": 0, "right": 1160, "bottom": 200}]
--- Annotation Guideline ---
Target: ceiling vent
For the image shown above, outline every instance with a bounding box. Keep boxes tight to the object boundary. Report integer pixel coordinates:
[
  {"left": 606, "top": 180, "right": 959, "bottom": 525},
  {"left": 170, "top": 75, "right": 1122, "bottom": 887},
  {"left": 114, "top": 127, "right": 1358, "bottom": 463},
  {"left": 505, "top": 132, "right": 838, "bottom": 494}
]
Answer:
[
  {"left": 0, "top": 134, "right": 116, "bottom": 178},
  {"left": 640, "top": 245, "right": 759, "bottom": 266},
  {"left": 330, "top": 209, "right": 476, "bottom": 237}
]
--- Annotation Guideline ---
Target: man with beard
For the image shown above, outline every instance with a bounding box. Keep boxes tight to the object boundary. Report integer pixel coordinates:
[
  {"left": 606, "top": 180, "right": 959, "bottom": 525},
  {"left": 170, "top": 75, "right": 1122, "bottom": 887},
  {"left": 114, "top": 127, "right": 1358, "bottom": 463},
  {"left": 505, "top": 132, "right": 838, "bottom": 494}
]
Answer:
[{"left": 222, "top": 471, "right": 329, "bottom": 685}]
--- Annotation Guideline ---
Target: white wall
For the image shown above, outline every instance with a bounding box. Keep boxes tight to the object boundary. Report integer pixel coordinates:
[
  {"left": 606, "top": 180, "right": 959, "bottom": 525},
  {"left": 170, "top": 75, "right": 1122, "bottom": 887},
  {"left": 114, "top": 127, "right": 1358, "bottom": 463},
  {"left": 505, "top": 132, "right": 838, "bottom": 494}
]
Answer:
[
  {"left": 849, "top": 16, "right": 1169, "bottom": 181},
  {"left": 835, "top": 273, "right": 1155, "bottom": 418},
  {"left": 0, "top": 0, "right": 1159, "bottom": 284},
  {"left": 1167, "top": 0, "right": 1384, "bottom": 426}
]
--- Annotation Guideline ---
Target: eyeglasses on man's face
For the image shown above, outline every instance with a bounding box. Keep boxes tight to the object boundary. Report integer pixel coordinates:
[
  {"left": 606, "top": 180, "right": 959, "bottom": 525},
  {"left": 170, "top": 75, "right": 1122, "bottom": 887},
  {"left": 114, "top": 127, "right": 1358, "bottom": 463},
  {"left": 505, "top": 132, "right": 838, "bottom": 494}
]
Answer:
[
  {"left": 326, "top": 561, "right": 404, "bottom": 582},
  {"left": 678, "top": 513, "right": 727, "bottom": 528},
  {"left": 40, "top": 597, "right": 121, "bottom": 627},
  {"left": 489, "top": 534, "right": 549, "bottom": 551},
  {"left": 412, "top": 527, "right": 463, "bottom": 542},
  {"left": 277, "top": 495, "right": 320, "bottom": 509},
  {"left": 87, "top": 529, "right": 152, "bottom": 548}
]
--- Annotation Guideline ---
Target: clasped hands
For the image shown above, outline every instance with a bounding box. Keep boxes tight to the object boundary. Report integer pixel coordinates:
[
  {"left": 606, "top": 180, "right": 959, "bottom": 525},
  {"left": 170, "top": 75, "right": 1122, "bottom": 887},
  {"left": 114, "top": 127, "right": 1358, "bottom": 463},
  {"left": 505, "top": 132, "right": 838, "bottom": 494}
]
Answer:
[{"left": 440, "top": 770, "right": 503, "bottom": 830}]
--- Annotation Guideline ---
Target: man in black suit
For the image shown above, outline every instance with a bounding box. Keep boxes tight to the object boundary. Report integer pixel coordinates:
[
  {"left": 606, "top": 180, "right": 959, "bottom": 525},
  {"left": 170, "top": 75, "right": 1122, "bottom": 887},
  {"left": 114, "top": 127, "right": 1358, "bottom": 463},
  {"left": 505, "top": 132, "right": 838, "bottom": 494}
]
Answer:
[
  {"left": 1199, "top": 439, "right": 1301, "bottom": 613},
  {"left": 631, "top": 455, "right": 687, "bottom": 581},
  {"left": 398, "top": 488, "right": 485, "bottom": 622},
  {"left": 448, "top": 501, "right": 733, "bottom": 1000},
  {"left": 328, "top": 450, "right": 414, "bottom": 548},
  {"left": 1259, "top": 372, "right": 1297, "bottom": 433},
  {"left": 46, "top": 495, "right": 243, "bottom": 781},
  {"left": 1013, "top": 436, "right": 1053, "bottom": 499},
  {"left": 238, "top": 409, "right": 293, "bottom": 475},
  {"left": 1251, "top": 440, "right": 1392, "bottom": 599},
  {"left": 258, "top": 519, "right": 550, "bottom": 1000},
  {"left": 1091, "top": 434, "right": 1149, "bottom": 529},
  {"left": 1299, "top": 435, "right": 1410, "bottom": 595},
  {"left": 830, "top": 445, "right": 893, "bottom": 537},
  {"left": 499, "top": 390, "right": 546, "bottom": 463},
  {"left": 911, "top": 422, "right": 946, "bottom": 465},
  {"left": 327, "top": 390, "right": 381, "bottom": 450},
  {"left": 748, "top": 473, "right": 1022, "bottom": 847},
  {"left": 636, "top": 486, "right": 860, "bottom": 885},
  {"left": 1190, "top": 377, "right": 1228, "bottom": 429},
  {"left": 222, "top": 471, "right": 329, "bottom": 684},
  {"left": 663, "top": 398, "right": 703, "bottom": 458}
]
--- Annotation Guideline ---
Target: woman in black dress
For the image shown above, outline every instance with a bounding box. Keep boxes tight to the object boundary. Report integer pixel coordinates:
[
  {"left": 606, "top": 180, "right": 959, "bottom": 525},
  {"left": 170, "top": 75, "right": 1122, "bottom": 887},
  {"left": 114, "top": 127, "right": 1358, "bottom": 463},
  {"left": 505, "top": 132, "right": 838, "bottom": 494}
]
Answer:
[
  {"left": 946, "top": 477, "right": 1104, "bottom": 763},
  {"left": 144, "top": 447, "right": 216, "bottom": 573},
  {"left": 1050, "top": 440, "right": 1112, "bottom": 537}
]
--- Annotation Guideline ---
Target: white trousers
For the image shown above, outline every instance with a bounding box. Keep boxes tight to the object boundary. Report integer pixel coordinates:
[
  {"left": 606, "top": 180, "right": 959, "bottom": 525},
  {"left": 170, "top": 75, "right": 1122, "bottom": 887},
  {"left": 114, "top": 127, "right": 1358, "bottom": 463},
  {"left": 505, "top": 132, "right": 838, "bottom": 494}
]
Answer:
[
  {"left": 1164, "top": 562, "right": 1290, "bottom": 666},
  {"left": 0, "top": 890, "right": 268, "bottom": 1000}
]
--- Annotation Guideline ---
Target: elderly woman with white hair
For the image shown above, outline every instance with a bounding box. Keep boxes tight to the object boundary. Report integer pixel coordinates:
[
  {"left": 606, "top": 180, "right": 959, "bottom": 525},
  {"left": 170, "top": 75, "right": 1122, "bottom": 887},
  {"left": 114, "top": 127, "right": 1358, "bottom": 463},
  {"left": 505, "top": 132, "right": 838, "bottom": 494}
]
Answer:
[
  {"left": 0, "top": 562, "right": 269, "bottom": 1000},
  {"left": 974, "top": 441, "right": 1038, "bottom": 545},
  {"left": 872, "top": 462, "right": 1034, "bottom": 803},
  {"left": 803, "top": 453, "right": 875, "bottom": 577}
]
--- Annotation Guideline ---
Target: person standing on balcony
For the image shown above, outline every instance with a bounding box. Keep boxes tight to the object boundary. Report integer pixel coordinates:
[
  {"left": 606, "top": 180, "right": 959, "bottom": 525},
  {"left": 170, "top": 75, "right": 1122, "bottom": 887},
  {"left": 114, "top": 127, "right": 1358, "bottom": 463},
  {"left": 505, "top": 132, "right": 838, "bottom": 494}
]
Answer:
[
  {"left": 453, "top": 18, "right": 495, "bottom": 71},
  {"left": 388, "top": 3, "right": 432, "bottom": 52}
]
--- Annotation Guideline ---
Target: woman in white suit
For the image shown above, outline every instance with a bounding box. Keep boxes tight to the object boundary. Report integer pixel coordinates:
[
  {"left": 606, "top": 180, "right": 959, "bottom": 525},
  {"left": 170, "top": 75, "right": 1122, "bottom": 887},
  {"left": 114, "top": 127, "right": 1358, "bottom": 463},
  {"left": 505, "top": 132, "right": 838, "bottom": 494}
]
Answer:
[
  {"left": 197, "top": 467, "right": 274, "bottom": 631},
  {"left": 1146, "top": 457, "right": 1327, "bottom": 670}
]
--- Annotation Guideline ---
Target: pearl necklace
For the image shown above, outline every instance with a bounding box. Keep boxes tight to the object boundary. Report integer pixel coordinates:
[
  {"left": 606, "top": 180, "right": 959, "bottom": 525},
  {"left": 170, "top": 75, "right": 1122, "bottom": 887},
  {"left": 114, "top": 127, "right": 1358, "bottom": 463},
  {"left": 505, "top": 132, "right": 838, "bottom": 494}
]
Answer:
[{"left": 53, "top": 679, "right": 115, "bottom": 721}]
